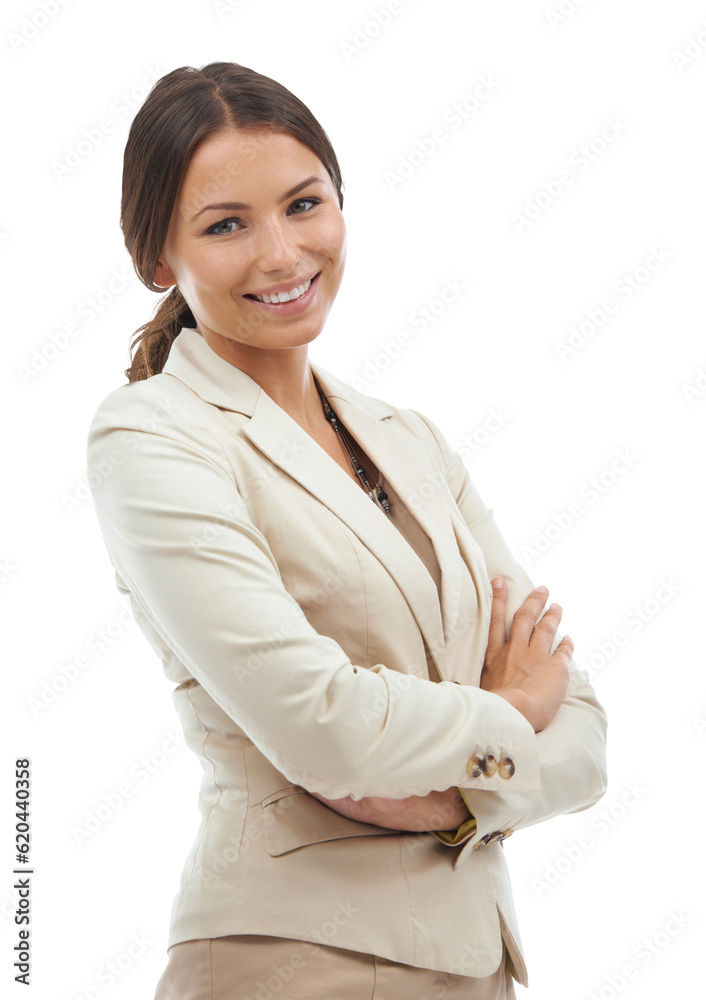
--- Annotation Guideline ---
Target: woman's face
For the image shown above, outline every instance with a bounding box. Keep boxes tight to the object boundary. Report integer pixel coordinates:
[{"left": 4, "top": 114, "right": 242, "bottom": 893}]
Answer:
[{"left": 155, "top": 126, "right": 347, "bottom": 360}]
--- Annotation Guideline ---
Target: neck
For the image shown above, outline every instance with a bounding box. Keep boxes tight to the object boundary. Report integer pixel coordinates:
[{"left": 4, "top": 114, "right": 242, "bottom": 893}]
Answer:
[{"left": 197, "top": 329, "right": 325, "bottom": 431}]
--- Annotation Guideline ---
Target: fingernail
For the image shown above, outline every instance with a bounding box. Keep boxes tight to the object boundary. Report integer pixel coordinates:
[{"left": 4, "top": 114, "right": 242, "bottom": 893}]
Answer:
[
  {"left": 492, "top": 577, "right": 504, "bottom": 588},
  {"left": 536, "top": 585, "right": 549, "bottom": 595},
  {"left": 548, "top": 603, "right": 560, "bottom": 610}
]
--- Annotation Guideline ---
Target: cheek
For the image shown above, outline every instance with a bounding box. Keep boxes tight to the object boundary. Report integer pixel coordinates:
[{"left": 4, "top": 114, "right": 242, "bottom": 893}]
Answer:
[
  {"left": 313, "top": 213, "right": 347, "bottom": 265},
  {"left": 185, "top": 246, "right": 244, "bottom": 295}
]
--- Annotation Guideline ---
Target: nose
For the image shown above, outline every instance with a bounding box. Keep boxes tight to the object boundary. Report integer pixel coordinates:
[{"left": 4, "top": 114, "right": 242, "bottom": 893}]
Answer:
[{"left": 252, "top": 217, "right": 300, "bottom": 274}]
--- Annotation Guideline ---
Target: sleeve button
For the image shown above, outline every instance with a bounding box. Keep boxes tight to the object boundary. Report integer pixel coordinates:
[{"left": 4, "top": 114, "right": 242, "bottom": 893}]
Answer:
[
  {"left": 479, "top": 829, "right": 514, "bottom": 848},
  {"left": 480, "top": 754, "right": 497, "bottom": 777},
  {"left": 467, "top": 755, "right": 483, "bottom": 778},
  {"left": 498, "top": 756, "right": 515, "bottom": 779}
]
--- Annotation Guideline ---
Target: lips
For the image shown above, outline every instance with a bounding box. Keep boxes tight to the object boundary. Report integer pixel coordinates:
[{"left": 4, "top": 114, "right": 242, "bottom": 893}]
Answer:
[
  {"left": 241, "top": 271, "right": 321, "bottom": 316},
  {"left": 245, "top": 272, "right": 320, "bottom": 304}
]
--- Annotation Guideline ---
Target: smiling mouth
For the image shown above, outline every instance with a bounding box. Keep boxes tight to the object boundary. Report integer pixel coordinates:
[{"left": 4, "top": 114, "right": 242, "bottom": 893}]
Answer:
[{"left": 244, "top": 272, "right": 320, "bottom": 304}]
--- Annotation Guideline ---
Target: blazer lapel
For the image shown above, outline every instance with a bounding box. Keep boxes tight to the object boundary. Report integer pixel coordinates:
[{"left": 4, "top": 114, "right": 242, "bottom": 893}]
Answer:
[
  {"left": 162, "top": 328, "right": 465, "bottom": 679},
  {"left": 309, "top": 370, "right": 465, "bottom": 655}
]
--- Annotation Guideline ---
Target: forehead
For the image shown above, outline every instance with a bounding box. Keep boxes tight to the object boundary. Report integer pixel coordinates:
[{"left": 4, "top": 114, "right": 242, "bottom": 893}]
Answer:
[{"left": 175, "top": 127, "right": 326, "bottom": 219}]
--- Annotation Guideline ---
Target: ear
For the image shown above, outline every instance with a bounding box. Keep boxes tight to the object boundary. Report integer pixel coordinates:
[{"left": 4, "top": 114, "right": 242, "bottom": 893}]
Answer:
[{"left": 154, "top": 258, "right": 177, "bottom": 289}]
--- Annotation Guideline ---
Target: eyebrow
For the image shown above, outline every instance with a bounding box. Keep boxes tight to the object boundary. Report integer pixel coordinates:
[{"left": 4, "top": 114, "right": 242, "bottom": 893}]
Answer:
[{"left": 190, "top": 176, "right": 325, "bottom": 223}]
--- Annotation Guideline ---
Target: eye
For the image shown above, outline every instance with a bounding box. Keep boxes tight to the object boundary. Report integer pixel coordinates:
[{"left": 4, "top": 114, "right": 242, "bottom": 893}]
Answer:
[
  {"left": 205, "top": 197, "right": 321, "bottom": 235},
  {"left": 206, "top": 217, "right": 241, "bottom": 236},
  {"left": 288, "top": 196, "right": 321, "bottom": 214}
]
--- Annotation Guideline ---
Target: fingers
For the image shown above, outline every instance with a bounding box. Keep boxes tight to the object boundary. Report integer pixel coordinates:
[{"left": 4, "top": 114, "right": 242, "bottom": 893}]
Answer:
[
  {"left": 530, "top": 601, "right": 563, "bottom": 651},
  {"left": 490, "top": 580, "right": 574, "bottom": 657},
  {"left": 509, "top": 585, "right": 555, "bottom": 645},
  {"left": 487, "top": 577, "right": 508, "bottom": 653},
  {"left": 553, "top": 633, "right": 575, "bottom": 659}
]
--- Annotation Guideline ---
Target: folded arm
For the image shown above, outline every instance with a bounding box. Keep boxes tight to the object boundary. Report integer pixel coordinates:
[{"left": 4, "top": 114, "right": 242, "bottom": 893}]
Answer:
[
  {"left": 86, "top": 381, "right": 542, "bottom": 803},
  {"left": 411, "top": 409, "right": 608, "bottom": 860},
  {"left": 316, "top": 409, "right": 607, "bottom": 850}
]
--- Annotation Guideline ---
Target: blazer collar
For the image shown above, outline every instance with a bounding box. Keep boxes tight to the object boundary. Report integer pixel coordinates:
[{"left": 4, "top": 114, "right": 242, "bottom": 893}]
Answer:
[
  {"left": 162, "top": 325, "right": 394, "bottom": 420},
  {"left": 162, "top": 328, "right": 465, "bottom": 678}
]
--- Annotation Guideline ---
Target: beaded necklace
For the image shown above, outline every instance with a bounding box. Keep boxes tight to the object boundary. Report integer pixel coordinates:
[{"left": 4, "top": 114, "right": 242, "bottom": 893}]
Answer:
[{"left": 313, "top": 376, "right": 391, "bottom": 520}]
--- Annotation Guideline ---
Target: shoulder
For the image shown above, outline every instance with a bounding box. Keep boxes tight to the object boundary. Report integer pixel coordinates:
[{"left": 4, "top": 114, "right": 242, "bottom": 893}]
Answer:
[
  {"left": 315, "top": 364, "right": 452, "bottom": 454},
  {"left": 86, "top": 369, "right": 230, "bottom": 435},
  {"left": 85, "top": 372, "right": 230, "bottom": 469},
  {"left": 354, "top": 387, "right": 458, "bottom": 467},
  {"left": 341, "top": 378, "right": 465, "bottom": 484}
]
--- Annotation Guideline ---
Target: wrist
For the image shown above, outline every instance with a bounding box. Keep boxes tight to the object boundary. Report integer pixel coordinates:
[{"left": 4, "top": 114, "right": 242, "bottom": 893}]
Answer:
[
  {"left": 434, "top": 788, "right": 477, "bottom": 844},
  {"left": 492, "top": 686, "right": 532, "bottom": 721}
]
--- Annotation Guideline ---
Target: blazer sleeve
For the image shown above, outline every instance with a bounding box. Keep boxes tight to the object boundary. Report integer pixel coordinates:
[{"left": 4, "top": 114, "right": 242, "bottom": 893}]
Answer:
[
  {"left": 407, "top": 409, "right": 608, "bottom": 865},
  {"left": 85, "top": 381, "right": 542, "bottom": 802}
]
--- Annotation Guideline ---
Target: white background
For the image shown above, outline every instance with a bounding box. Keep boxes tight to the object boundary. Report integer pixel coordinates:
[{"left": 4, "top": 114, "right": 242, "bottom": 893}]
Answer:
[{"left": 3, "top": 1, "right": 705, "bottom": 997}]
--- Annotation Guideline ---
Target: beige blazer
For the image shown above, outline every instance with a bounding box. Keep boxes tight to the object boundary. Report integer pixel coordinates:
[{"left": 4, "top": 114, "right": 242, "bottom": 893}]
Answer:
[{"left": 86, "top": 327, "right": 607, "bottom": 984}]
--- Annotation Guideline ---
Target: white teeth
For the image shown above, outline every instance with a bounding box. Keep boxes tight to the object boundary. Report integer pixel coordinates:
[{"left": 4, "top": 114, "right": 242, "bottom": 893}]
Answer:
[{"left": 253, "top": 277, "right": 313, "bottom": 304}]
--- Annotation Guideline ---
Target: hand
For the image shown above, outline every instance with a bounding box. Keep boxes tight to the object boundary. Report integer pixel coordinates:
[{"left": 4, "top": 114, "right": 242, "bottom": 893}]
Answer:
[
  {"left": 309, "top": 786, "right": 472, "bottom": 832},
  {"left": 481, "top": 578, "right": 572, "bottom": 732}
]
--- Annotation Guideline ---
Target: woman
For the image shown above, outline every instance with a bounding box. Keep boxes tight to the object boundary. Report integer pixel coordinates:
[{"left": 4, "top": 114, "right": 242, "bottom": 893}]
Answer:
[{"left": 86, "top": 62, "right": 607, "bottom": 999}]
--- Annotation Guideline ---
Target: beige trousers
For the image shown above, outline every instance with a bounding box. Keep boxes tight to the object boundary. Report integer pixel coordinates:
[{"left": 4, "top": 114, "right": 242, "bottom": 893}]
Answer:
[{"left": 153, "top": 934, "right": 517, "bottom": 1000}]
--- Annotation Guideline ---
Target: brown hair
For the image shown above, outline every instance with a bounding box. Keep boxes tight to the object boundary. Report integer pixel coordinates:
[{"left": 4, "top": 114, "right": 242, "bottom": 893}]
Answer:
[{"left": 121, "top": 62, "right": 344, "bottom": 382}]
